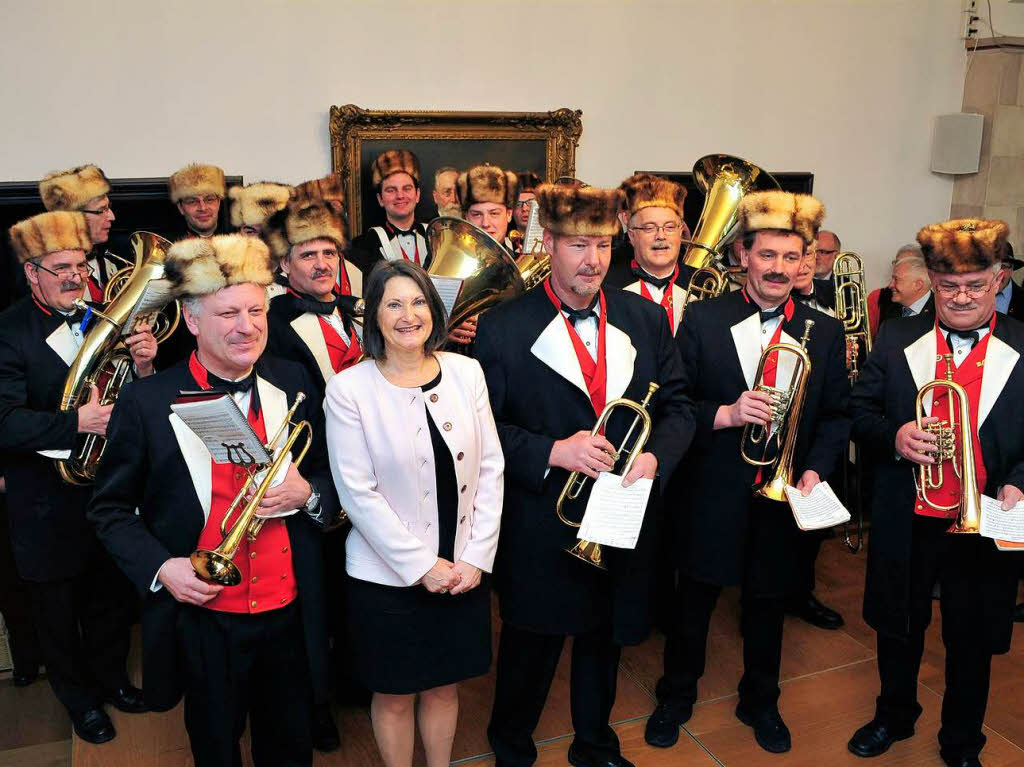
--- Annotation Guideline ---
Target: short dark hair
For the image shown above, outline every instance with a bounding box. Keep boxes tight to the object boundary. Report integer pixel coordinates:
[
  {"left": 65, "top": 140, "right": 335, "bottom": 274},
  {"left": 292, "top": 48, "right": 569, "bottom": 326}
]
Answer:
[
  {"left": 741, "top": 228, "right": 807, "bottom": 253},
  {"left": 360, "top": 260, "right": 448, "bottom": 360}
]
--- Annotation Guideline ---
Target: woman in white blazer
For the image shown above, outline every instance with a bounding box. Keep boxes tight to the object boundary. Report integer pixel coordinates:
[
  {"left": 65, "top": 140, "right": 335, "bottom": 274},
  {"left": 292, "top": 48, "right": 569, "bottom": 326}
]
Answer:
[{"left": 324, "top": 260, "right": 503, "bottom": 767}]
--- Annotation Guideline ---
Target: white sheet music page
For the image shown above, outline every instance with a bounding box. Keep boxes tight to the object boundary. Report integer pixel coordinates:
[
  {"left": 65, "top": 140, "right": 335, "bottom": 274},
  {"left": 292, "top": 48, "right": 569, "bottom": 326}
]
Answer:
[
  {"left": 980, "top": 494, "right": 1024, "bottom": 549},
  {"left": 122, "top": 278, "right": 175, "bottom": 336},
  {"left": 576, "top": 473, "right": 654, "bottom": 550},
  {"left": 170, "top": 391, "right": 270, "bottom": 466},
  {"left": 429, "top": 276, "right": 463, "bottom": 321},
  {"left": 784, "top": 481, "right": 851, "bottom": 531}
]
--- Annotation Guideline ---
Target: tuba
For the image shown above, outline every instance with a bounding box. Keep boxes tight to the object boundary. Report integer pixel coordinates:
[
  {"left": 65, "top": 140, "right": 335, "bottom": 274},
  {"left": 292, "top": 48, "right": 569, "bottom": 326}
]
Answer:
[
  {"left": 913, "top": 354, "right": 982, "bottom": 534},
  {"left": 680, "top": 154, "right": 779, "bottom": 309},
  {"left": 555, "top": 383, "right": 659, "bottom": 570},
  {"left": 56, "top": 232, "right": 180, "bottom": 485},
  {"left": 191, "top": 393, "right": 314, "bottom": 585},
  {"left": 832, "top": 251, "right": 872, "bottom": 383},
  {"left": 740, "top": 319, "right": 814, "bottom": 501}
]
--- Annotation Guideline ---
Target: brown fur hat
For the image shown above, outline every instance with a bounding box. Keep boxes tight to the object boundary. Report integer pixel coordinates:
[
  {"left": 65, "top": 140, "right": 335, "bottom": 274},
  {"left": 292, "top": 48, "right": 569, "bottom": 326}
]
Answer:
[
  {"left": 739, "top": 191, "right": 825, "bottom": 245},
  {"left": 916, "top": 218, "right": 1009, "bottom": 274},
  {"left": 227, "top": 182, "right": 293, "bottom": 229},
  {"left": 263, "top": 200, "right": 346, "bottom": 262},
  {"left": 8, "top": 211, "right": 92, "bottom": 264},
  {"left": 38, "top": 165, "right": 110, "bottom": 211},
  {"left": 516, "top": 170, "right": 542, "bottom": 195},
  {"left": 165, "top": 234, "right": 273, "bottom": 297},
  {"left": 291, "top": 173, "right": 344, "bottom": 205},
  {"left": 536, "top": 182, "right": 624, "bottom": 237},
  {"left": 619, "top": 172, "right": 687, "bottom": 218},
  {"left": 168, "top": 163, "right": 227, "bottom": 203},
  {"left": 371, "top": 150, "right": 420, "bottom": 188},
  {"left": 457, "top": 164, "right": 518, "bottom": 211}
]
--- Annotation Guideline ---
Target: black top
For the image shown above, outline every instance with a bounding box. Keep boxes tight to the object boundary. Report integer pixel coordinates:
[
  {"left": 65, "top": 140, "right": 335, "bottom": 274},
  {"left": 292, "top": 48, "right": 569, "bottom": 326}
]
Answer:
[{"left": 421, "top": 371, "right": 458, "bottom": 560}]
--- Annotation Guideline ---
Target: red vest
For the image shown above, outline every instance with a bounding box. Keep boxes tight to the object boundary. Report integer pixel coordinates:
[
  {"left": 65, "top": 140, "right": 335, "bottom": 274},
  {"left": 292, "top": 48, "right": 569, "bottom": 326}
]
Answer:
[
  {"left": 318, "top": 315, "right": 362, "bottom": 373},
  {"left": 188, "top": 353, "right": 298, "bottom": 613}
]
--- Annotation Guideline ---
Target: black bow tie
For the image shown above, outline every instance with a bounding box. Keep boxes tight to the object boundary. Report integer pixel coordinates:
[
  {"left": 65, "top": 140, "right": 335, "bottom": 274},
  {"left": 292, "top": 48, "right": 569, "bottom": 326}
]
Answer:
[
  {"left": 207, "top": 371, "right": 261, "bottom": 416},
  {"left": 631, "top": 264, "right": 674, "bottom": 290},
  {"left": 759, "top": 305, "right": 786, "bottom": 323},
  {"left": 939, "top": 320, "right": 989, "bottom": 350},
  {"left": 387, "top": 222, "right": 418, "bottom": 238},
  {"left": 290, "top": 290, "right": 338, "bottom": 316},
  {"left": 561, "top": 294, "right": 599, "bottom": 325},
  {"left": 791, "top": 291, "right": 813, "bottom": 303}
]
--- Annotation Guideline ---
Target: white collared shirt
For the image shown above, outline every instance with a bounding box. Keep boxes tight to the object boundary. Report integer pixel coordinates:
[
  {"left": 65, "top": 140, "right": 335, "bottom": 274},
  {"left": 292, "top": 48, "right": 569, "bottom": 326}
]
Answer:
[
  {"left": 321, "top": 309, "right": 351, "bottom": 346},
  {"left": 560, "top": 302, "right": 601, "bottom": 362},
  {"left": 760, "top": 313, "right": 784, "bottom": 350},
  {"left": 56, "top": 310, "right": 86, "bottom": 352},
  {"left": 904, "top": 290, "right": 932, "bottom": 317}
]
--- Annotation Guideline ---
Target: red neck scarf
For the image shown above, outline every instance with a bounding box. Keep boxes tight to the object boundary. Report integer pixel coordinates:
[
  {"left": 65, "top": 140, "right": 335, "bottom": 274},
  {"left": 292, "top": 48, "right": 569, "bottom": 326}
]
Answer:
[{"left": 544, "top": 279, "right": 608, "bottom": 416}]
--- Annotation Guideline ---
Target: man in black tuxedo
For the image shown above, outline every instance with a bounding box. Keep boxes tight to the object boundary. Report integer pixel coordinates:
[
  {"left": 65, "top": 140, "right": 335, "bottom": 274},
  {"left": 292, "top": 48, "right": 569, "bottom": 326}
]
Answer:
[
  {"left": 475, "top": 182, "right": 695, "bottom": 767},
  {"left": 812, "top": 229, "right": 841, "bottom": 310},
  {"left": 0, "top": 211, "right": 156, "bottom": 742},
  {"left": 88, "top": 234, "right": 339, "bottom": 767},
  {"left": 646, "top": 191, "right": 850, "bottom": 754},
  {"left": 167, "top": 163, "right": 230, "bottom": 240},
  {"left": 847, "top": 218, "right": 1023, "bottom": 767},
  {"left": 994, "top": 243, "right": 1024, "bottom": 323}
]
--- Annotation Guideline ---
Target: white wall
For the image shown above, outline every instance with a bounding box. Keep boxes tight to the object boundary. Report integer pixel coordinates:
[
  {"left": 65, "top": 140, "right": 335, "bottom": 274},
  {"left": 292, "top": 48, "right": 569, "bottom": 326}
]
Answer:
[
  {"left": 0, "top": 0, "right": 968, "bottom": 287},
  {"left": 981, "top": 0, "right": 1024, "bottom": 36}
]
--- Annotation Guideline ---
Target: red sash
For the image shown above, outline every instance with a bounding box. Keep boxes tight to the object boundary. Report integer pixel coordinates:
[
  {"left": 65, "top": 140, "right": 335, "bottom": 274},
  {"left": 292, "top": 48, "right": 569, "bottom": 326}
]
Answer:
[
  {"left": 86, "top": 277, "right": 104, "bottom": 302},
  {"left": 741, "top": 290, "right": 796, "bottom": 388},
  {"left": 318, "top": 315, "right": 362, "bottom": 373},
  {"left": 336, "top": 257, "right": 352, "bottom": 296},
  {"left": 544, "top": 279, "right": 608, "bottom": 417},
  {"left": 632, "top": 260, "right": 679, "bottom": 332},
  {"left": 187, "top": 353, "right": 298, "bottom": 613}
]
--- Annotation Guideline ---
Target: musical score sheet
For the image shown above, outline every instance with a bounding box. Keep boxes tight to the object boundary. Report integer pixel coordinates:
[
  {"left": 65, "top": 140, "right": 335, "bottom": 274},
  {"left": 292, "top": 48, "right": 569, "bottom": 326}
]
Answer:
[
  {"left": 122, "top": 279, "right": 174, "bottom": 336},
  {"left": 784, "top": 481, "right": 851, "bottom": 531},
  {"left": 170, "top": 392, "right": 271, "bottom": 466},
  {"left": 980, "top": 494, "right": 1024, "bottom": 550},
  {"left": 577, "top": 474, "right": 654, "bottom": 550},
  {"left": 429, "top": 276, "right": 463, "bottom": 322}
]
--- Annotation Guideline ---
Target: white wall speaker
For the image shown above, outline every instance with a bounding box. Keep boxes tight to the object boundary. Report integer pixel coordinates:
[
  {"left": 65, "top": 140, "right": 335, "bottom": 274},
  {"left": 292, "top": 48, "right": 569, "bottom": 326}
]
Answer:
[{"left": 931, "top": 113, "right": 985, "bottom": 175}]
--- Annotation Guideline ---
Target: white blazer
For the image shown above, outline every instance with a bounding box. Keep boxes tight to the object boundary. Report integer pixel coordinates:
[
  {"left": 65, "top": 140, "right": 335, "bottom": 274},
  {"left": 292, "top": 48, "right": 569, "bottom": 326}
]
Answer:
[{"left": 324, "top": 352, "right": 504, "bottom": 587}]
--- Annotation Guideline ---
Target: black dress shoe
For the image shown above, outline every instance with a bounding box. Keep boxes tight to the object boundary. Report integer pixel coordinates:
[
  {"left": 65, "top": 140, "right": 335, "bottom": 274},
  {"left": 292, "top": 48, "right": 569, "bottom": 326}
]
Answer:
[
  {"left": 567, "top": 742, "right": 635, "bottom": 767},
  {"left": 943, "top": 758, "right": 982, "bottom": 767},
  {"left": 847, "top": 718, "right": 914, "bottom": 757},
  {"left": 104, "top": 685, "right": 148, "bottom": 713},
  {"left": 72, "top": 707, "right": 116, "bottom": 744},
  {"left": 644, "top": 700, "right": 693, "bottom": 747},
  {"left": 1014, "top": 602, "right": 1024, "bottom": 623},
  {"left": 12, "top": 666, "right": 39, "bottom": 687},
  {"left": 788, "top": 594, "right": 844, "bottom": 630},
  {"left": 312, "top": 703, "right": 341, "bottom": 752},
  {"left": 735, "top": 704, "right": 791, "bottom": 753}
]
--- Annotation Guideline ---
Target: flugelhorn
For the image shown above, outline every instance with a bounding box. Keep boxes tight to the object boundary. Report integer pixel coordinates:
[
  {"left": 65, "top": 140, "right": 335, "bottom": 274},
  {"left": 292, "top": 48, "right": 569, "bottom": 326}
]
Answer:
[
  {"left": 555, "top": 382, "right": 659, "bottom": 570},
  {"left": 833, "top": 251, "right": 872, "bottom": 383},
  {"left": 741, "top": 319, "right": 814, "bottom": 501},
  {"left": 913, "top": 354, "right": 982, "bottom": 534},
  {"left": 191, "top": 393, "right": 314, "bottom": 585}
]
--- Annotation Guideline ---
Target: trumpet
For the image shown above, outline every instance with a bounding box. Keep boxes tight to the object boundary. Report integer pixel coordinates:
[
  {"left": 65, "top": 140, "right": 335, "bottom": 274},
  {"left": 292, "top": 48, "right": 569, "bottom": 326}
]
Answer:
[
  {"left": 191, "top": 393, "right": 314, "bottom": 585},
  {"left": 555, "top": 382, "right": 659, "bottom": 570},
  {"left": 833, "top": 251, "right": 872, "bottom": 383},
  {"left": 741, "top": 319, "right": 814, "bottom": 501},
  {"left": 913, "top": 354, "right": 982, "bottom": 534}
]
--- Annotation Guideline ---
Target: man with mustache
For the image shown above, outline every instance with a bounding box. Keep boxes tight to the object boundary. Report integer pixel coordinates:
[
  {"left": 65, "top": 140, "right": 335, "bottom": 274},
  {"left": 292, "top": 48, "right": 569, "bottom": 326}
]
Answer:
[
  {"left": 432, "top": 166, "right": 461, "bottom": 219},
  {"left": 474, "top": 182, "right": 695, "bottom": 767},
  {"left": 168, "top": 163, "right": 229, "bottom": 239},
  {"left": 848, "top": 218, "right": 1023, "bottom": 767},
  {"left": 0, "top": 211, "right": 157, "bottom": 743},
  {"left": 348, "top": 150, "right": 431, "bottom": 278},
  {"left": 646, "top": 191, "right": 849, "bottom": 755}
]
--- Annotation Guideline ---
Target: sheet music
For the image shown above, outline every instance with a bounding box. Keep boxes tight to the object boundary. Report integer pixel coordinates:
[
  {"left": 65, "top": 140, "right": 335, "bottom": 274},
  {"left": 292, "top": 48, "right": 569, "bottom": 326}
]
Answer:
[
  {"left": 784, "top": 481, "right": 851, "bottom": 531},
  {"left": 980, "top": 494, "right": 1024, "bottom": 547},
  {"left": 123, "top": 279, "right": 174, "bottom": 336},
  {"left": 521, "top": 200, "right": 544, "bottom": 255},
  {"left": 576, "top": 473, "right": 654, "bottom": 550},
  {"left": 170, "top": 393, "right": 271, "bottom": 465},
  {"left": 430, "top": 275, "right": 463, "bottom": 321}
]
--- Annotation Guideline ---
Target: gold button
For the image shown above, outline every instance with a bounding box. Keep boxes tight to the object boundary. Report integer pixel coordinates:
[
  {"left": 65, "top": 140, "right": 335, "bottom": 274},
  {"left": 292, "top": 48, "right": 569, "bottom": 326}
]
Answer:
[
  {"left": 443, "top": 422, "right": 452, "bottom": 431},
  {"left": 282, "top": 546, "right": 289, "bottom": 553},
  {"left": 251, "top": 576, "right": 258, "bottom": 584},
  {"left": 250, "top": 552, "right": 257, "bottom": 559},
  {"left": 457, "top": 452, "right": 465, "bottom": 461},
  {"left": 430, "top": 393, "right": 438, "bottom": 402},
  {"left": 251, "top": 600, "right": 257, "bottom": 608},
  {"left": 281, "top": 574, "right": 287, "bottom": 580}
]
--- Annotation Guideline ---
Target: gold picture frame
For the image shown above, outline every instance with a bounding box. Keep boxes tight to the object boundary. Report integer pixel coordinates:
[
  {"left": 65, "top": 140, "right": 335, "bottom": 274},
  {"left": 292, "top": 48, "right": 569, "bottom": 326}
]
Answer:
[{"left": 329, "top": 104, "right": 583, "bottom": 233}]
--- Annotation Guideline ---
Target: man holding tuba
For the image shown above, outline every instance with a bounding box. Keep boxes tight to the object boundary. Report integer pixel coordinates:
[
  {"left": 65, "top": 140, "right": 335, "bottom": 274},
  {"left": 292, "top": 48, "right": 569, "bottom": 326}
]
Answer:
[
  {"left": 0, "top": 211, "right": 156, "bottom": 743},
  {"left": 474, "top": 182, "right": 694, "bottom": 767},
  {"left": 88, "top": 234, "right": 339, "bottom": 766},
  {"left": 646, "top": 191, "right": 850, "bottom": 755},
  {"left": 847, "top": 218, "right": 1024, "bottom": 767}
]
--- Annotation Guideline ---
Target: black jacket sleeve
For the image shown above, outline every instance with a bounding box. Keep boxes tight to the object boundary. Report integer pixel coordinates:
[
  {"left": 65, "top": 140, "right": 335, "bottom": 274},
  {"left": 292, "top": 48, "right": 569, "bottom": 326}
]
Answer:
[
  {"left": 293, "top": 365, "right": 340, "bottom": 528},
  {"left": 0, "top": 331, "right": 78, "bottom": 452},
  {"left": 675, "top": 305, "right": 720, "bottom": 438},
  {"left": 850, "top": 322, "right": 901, "bottom": 455},
  {"left": 802, "top": 321, "right": 852, "bottom": 478},
  {"left": 646, "top": 308, "right": 696, "bottom": 491}
]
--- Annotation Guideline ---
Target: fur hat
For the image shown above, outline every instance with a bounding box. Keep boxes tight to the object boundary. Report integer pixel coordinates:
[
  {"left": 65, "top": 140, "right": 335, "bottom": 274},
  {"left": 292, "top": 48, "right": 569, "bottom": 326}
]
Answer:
[
  {"left": 168, "top": 163, "right": 226, "bottom": 203},
  {"left": 38, "top": 165, "right": 110, "bottom": 211},
  {"left": 916, "top": 218, "right": 1009, "bottom": 274},
  {"left": 370, "top": 150, "right": 420, "bottom": 188},
  {"left": 263, "top": 200, "right": 346, "bottom": 262},
  {"left": 535, "top": 182, "right": 623, "bottom": 237},
  {"left": 516, "top": 170, "right": 542, "bottom": 195},
  {"left": 227, "top": 182, "right": 293, "bottom": 229},
  {"left": 165, "top": 234, "right": 273, "bottom": 297},
  {"left": 9, "top": 211, "right": 92, "bottom": 264},
  {"left": 291, "top": 173, "right": 344, "bottom": 204},
  {"left": 457, "top": 164, "right": 518, "bottom": 211},
  {"left": 738, "top": 191, "right": 825, "bottom": 245},
  {"left": 619, "top": 172, "right": 687, "bottom": 218}
]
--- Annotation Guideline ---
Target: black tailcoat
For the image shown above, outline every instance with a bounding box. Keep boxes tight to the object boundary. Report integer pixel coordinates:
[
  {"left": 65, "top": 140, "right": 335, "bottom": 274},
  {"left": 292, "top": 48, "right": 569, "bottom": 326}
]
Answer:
[
  {"left": 87, "top": 356, "right": 339, "bottom": 710},
  {"left": 850, "top": 313, "right": 1024, "bottom": 653},
  {"left": 672, "top": 289, "right": 851, "bottom": 588},
  {"left": 348, "top": 221, "right": 431, "bottom": 279},
  {"left": 813, "top": 277, "right": 836, "bottom": 310},
  {"left": 473, "top": 286, "right": 695, "bottom": 645}
]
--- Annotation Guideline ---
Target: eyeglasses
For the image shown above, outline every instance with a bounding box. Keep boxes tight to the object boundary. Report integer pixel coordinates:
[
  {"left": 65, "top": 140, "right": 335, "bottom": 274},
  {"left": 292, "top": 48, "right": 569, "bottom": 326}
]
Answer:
[
  {"left": 32, "top": 262, "right": 91, "bottom": 280},
  {"left": 630, "top": 222, "right": 683, "bottom": 236},
  {"left": 182, "top": 195, "right": 219, "bottom": 206},
  {"left": 935, "top": 281, "right": 993, "bottom": 299},
  {"left": 81, "top": 205, "right": 111, "bottom": 217}
]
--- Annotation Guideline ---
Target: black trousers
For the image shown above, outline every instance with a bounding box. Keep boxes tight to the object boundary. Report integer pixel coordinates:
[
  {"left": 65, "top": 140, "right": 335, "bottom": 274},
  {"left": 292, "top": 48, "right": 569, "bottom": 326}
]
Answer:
[
  {"left": 179, "top": 601, "right": 313, "bottom": 767},
  {"left": 0, "top": 494, "right": 40, "bottom": 674},
  {"left": 874, "top": 517, "right": 995, "bottom": 763},
  {"left": 793, "top": 528, "right": 827, "bottom": 597},
  {"left": 488, "top": 622, "right": 621, "bottom": 767},
  {"left": 27, "top": 546, "right": 134, "bottom": 716}
]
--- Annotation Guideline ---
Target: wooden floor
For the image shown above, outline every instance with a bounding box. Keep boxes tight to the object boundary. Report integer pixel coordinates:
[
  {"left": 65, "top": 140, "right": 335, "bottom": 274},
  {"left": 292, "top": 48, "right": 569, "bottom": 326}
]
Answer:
[{"left": 3, "top": 537, "right": 1023, "bottom": 767}]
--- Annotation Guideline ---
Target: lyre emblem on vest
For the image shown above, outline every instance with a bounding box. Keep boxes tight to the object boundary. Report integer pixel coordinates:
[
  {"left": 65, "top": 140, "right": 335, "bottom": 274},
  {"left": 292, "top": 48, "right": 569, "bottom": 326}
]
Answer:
[{"left": 223, "top": 443, "right": 256, "bottom": 468}]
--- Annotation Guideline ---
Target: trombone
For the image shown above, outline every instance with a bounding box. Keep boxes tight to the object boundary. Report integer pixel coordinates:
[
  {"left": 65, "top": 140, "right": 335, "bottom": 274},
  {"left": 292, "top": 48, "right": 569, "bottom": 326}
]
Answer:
[
  {"left": 191, "top": 393, "right": 314, "bottom": 585},
  {"left": 555, "top": 382, "right": 659, "bottom": 570},
  {"left": 832, "top": 251, "right": 872, "bottom": 383},
  {"left": 741, "top": 320, "right": 814, "bottom": 501},
  {"left": 913, "top": 354, "right": 982, "bottom": 534}
]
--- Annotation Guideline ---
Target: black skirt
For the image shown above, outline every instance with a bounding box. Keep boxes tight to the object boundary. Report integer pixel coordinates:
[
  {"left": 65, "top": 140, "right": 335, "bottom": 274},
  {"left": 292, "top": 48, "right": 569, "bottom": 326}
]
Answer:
[{"left": 346, "top": 574, "right": 491, "bottom": 694}]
